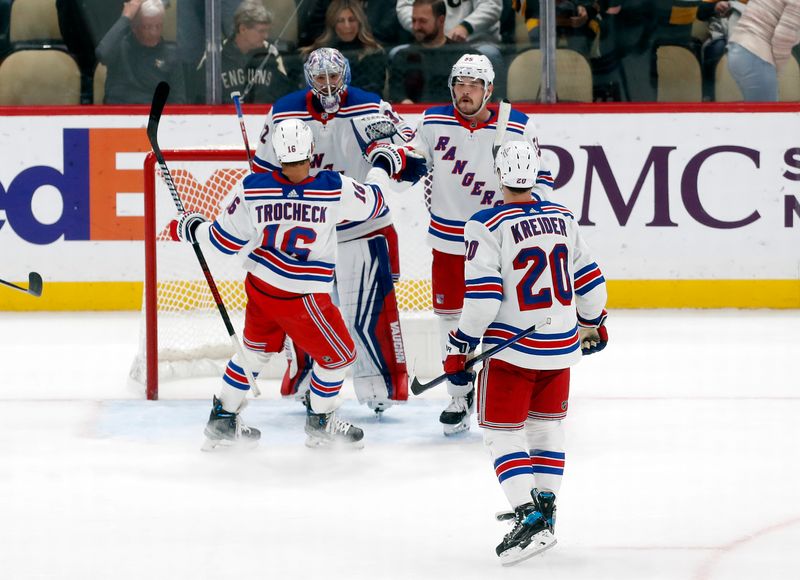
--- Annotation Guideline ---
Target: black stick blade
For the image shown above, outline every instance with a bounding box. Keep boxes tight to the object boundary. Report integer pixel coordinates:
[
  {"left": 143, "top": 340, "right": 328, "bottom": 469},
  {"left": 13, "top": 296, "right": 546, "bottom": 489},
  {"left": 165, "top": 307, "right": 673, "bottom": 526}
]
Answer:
[
  {"left": 27, "top": 272, "right": 42, "bottom": 297},
  {"left": 147, "top": 82, "right": 170, "bottom": 146},
  {"left": 410, "top": 376, "right": 426, "bottom": 396}
]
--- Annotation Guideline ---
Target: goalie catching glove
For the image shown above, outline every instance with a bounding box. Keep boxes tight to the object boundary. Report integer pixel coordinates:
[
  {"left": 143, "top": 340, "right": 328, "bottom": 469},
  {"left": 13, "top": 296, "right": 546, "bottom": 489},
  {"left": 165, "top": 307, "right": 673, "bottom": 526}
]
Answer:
[
  {"left": 443, "top": 329, "right": 480, "bottom": 388},
  {"left": 168, "top": 212, "right": 207, "bottom": 244},
  {"left": 366, "top": 142, "right": 427, "bottom": 183}
]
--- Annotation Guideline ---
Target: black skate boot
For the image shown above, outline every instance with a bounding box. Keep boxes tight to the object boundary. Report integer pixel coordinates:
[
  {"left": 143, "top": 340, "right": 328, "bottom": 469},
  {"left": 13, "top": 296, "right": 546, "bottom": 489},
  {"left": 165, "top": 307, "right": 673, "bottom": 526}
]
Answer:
[
  {"left": 497, "top": 489, "right": 557, "bottom": 531},
  {"left": 439, "top": 387, "right": 475, "bottom": 436},
  {"left": 495, "top": 502, "right": 557, "bottom": 566},
  {"left": 201, "top": 396, "right": 261, "bottom": 451},
  {"left": 533, "top": 488, "right": 557, "bottom": 532},
  {"left": 304, "top": 393, "right": 364, "bottom": 448}
]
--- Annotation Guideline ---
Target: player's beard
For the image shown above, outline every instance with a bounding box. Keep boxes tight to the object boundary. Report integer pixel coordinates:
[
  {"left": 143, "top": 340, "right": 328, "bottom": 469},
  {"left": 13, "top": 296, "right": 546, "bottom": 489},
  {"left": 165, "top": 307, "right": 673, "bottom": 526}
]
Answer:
[{"left": 456, "top": 94, "right": 482, "bottom": 117}]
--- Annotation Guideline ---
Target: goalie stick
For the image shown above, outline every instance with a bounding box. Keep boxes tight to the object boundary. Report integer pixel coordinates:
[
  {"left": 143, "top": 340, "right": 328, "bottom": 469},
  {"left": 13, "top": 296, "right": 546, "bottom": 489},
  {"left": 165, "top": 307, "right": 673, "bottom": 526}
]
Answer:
[
  {"left": 147, "top": 81, "right": 261, "bottom": 397},
  {"left": 410, "top": 318, "right": 550, "bottom": 395},
  {"left": 492, "top": 99, "right": 511, "bottom": 159},
  {"left": 0, "top": 272, "right": 42, "bottom": 297}
]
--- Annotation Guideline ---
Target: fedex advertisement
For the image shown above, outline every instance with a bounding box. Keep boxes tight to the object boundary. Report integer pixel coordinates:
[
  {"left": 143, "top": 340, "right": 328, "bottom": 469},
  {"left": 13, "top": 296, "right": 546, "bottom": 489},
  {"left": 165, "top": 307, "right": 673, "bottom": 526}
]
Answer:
[{"left": 0, "top": 105, "right": 798, "bottom": 310}]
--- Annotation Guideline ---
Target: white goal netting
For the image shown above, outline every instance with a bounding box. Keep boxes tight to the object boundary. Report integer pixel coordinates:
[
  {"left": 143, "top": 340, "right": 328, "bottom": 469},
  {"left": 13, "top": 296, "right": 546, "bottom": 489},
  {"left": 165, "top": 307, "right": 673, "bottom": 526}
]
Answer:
[{"left": 130, "top": 150, "right": 436, "bottom": 398}]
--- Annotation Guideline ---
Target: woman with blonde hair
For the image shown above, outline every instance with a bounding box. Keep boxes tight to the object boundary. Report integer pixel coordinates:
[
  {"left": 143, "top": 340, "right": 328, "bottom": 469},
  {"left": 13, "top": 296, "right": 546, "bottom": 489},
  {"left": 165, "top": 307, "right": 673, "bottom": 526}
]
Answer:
[{"left": 302, "top": 0, "right": 387, "bottom": 95}]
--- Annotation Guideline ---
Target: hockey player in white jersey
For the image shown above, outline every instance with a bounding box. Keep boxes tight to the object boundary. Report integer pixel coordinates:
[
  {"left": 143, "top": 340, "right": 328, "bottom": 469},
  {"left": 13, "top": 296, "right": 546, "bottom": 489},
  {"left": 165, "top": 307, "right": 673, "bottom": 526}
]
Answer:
[
  {"left": 170, "top": 119, "right": 411, "bottom": 449},
  {"left": 443, "top": 142, "right": 608, "bottom": 565},
  {"left": 407, "top": 53, "right": 554, "bottom": 435},
  {"left": 253, "top": 47, "right": 421, "bottom": 414}
]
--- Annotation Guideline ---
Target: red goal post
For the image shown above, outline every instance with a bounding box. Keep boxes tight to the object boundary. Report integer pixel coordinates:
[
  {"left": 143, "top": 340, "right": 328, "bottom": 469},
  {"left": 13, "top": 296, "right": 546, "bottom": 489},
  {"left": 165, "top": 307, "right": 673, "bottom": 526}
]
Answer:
[{"left": 131, "top": 148, "right": 435, "bottom": 400}]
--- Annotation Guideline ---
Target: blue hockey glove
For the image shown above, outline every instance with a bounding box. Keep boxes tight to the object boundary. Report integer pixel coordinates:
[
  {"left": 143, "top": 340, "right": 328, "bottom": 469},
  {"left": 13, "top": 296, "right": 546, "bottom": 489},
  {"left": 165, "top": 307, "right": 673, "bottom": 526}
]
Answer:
[{"left": 444, "top": 329, "right": 479, "bottom": 386}]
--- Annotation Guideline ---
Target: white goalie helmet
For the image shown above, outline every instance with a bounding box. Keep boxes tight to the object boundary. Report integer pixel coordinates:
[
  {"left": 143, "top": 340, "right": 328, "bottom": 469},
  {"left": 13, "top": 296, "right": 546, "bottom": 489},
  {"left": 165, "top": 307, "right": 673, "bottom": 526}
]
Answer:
[
  {"left": 272, "top": 119, "right": 314, "bottom": 163},
  {"left": 304, "top": 47, "right": 351, "bottom": 114},
  {"left": 449, "top": 54, "right": 495, "bottom": 115},
  {"left": 495, "top": 141, "right": 540, "bottom": 189}
]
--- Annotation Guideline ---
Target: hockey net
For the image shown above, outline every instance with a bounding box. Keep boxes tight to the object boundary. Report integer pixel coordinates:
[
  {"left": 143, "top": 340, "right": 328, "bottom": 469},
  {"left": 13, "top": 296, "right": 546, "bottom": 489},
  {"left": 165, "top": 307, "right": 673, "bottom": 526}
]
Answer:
[{"left": 131, "top": 149, "right": 433, "bottom": 399}]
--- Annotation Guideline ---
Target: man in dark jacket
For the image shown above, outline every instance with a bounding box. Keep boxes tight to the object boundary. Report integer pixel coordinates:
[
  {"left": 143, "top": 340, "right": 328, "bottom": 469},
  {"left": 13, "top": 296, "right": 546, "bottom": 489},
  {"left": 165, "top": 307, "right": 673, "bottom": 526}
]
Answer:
[{"left": 96, "top": 0, "right": 186, "bottom": 104}]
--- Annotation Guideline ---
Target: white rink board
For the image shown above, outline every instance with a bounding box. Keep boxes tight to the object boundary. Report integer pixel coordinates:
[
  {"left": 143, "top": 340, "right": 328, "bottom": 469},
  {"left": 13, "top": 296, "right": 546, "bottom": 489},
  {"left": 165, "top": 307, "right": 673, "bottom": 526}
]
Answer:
[{"left": 0, "top": 110, "right": 798, "bottom": 282}]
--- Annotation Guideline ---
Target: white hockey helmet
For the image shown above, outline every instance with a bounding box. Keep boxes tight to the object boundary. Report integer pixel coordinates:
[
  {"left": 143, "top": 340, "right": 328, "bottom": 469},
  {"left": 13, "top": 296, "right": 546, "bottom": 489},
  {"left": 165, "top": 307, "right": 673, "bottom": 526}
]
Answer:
[
  {"left": 449, "top": 54, "right": 495, "bottom": 116},
  {"left": 272, "top": 119, "right": 314, "bottom": 163},
  {"left": 494, "top": 141, "right": 540, "bottom": 190},
  {"left": 304, "top": 47, "right": 351, "bottom": 114}
]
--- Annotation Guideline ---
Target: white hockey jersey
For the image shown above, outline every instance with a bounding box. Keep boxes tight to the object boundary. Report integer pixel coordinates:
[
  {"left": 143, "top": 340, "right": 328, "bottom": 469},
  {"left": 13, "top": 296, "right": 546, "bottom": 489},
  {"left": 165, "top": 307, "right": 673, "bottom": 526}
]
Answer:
[
  {"left": 408, "top": 104, "right": 554, "bottom": 255},
  {"left": 253, "top": 87, "right": 414, "bottom": 242},
  {"left": 196, "top": 167, "right": 388, "bottom": 295},
  {"left": 457, "top": 199, "right": 607, "bottom": 370}
]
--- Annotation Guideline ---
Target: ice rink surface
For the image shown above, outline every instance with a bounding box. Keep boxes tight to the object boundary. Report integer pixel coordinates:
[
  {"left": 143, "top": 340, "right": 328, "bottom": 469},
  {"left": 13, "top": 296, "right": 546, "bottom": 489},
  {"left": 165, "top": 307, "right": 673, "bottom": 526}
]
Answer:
[{"left": 1, "top": 309, "right": 798, "bottom": 580}]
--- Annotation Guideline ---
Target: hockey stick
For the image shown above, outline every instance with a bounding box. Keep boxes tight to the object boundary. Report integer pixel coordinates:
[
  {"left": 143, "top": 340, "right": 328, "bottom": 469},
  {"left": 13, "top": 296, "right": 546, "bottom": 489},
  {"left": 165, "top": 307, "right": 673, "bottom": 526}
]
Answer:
[
  {"left": 230, "top": 91, "right": 254, "bottom": 172},
  {"left": 0, "top": 272, "right": 43, "bottom": 297},
  {"left": 410, "top": 318, "right": 549, "bottom": 396},
  {"left": 147, "top": 81, "right": 261, "bottom": 397},
  {"left": 492, "top": 99, "right": 512, "bottom": 159}
]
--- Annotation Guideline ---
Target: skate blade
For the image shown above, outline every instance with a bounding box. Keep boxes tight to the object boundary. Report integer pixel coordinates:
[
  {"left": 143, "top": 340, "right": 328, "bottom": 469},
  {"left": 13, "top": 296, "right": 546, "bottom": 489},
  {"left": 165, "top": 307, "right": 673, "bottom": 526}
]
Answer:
[
  {"left": 442, "top": 421, "right": 471, "bottom": 436},
  {"left": 201, "top": 437, "right": 258, "bottom": 452},
  {"left": 499, "top": 534, "right": 557, "bottom": 567},
  {"left": 304, "top": 434, "right": 365, "bottom": 450}
]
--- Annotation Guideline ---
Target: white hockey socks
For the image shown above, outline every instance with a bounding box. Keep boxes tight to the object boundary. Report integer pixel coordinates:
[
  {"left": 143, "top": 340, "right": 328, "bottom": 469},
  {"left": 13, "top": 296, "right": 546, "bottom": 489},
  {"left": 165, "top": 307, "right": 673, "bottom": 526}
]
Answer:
[
  {"left": 525, "top": 419, "right": 566, "bottom": 495},
  {"left": 485, "top": 429, "right": 538, "bottom": 509}
]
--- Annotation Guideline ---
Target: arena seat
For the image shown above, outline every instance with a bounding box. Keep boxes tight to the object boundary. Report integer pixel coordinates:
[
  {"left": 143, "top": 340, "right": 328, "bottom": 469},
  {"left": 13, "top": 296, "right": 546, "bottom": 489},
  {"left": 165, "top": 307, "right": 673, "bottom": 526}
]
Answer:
[
  {"left": 9, "top": 0, "right": 62, "bottom": 44},
  {"left": 507, "top": 48, "right": 593, "bottom": 102},
  {"left": 0, "top": 48, "right": 81, "bottom": 105},
  {"left": 656, "top": 45, "right": 702, "bottom": 102},
  {"left": 93, "top": 62, "right": 107, "bottom": 104}
]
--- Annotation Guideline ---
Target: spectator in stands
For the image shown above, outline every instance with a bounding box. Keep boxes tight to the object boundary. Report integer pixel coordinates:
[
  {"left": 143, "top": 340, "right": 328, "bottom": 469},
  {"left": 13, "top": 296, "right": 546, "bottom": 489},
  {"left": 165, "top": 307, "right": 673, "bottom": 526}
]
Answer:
[
  {"left": 388, "top": 0, "right": 473, "bottom": 103},
  {"left": 520, "top": 0, "right": 596, "bottom": 57},
  {"left": 697, "top": 0, "right": 748, "bottom": 101},
  {"left": 302, "top": 0, "right": 387, "bottom": 95},
  {"left": 96, "top": 0, "right": 186, "bottom": 104},
  {"left": 299, "top": 0, "right": 410, "bottom": 48},
  {"left": 191, "top": 0, "right": 293, "bottom": 103},
  {"left": 396, "top": 0, "right": 503, "bottom": 43},
  {"left": 727, "top": 0, "right": 800, "bottom": 101}
]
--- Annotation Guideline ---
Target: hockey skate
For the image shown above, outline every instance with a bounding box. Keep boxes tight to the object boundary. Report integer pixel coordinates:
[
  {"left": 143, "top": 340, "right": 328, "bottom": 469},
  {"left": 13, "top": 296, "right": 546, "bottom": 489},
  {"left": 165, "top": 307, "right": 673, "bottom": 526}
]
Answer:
[
  {"left": 496, "top": 489, "right": 557, "bottom": 532},
  {"left": 304, "top": 395, "right": 365, "bottom": 449},
  {"left": 495, "top": 498, "right": 557, "bottom": 566},
  {"left": 201, "top": 396, "right": 261, "bottom": 451},
  {"left": 439, "top": 387, "right": 475, "bottom": 436}
]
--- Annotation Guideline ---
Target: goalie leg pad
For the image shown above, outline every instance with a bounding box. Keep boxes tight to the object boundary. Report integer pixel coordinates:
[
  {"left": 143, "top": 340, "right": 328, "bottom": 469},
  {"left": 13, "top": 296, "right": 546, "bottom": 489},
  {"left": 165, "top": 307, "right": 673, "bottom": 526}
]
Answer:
[
  {"left": 280, "top": 337, "right": 312, "bottom": 399},
  {"left": 336, "top": 235, "right": 408, "bottom": 407}
]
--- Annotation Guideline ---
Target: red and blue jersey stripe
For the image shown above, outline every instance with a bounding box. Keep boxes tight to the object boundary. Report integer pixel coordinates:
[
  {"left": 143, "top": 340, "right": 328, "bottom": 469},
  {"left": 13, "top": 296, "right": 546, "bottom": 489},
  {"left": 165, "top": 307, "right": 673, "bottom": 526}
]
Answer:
[
  {"left": 574, "top": 263, "right": 605, "bottom": 296},
  {"left": 465, "top": 276, "right": 504, "bottom": 301},
  {"left": 209, "top": 221, "right": 248, "bottom": 255},
  {"left": 428, "top": 213, "right": 465, "bottom": 243},
  {"left": 249, "top": 247, "right": 335, "bottom": 283},
  {"left": 484, "top": 322, "right": 580, "bottom": 357}
]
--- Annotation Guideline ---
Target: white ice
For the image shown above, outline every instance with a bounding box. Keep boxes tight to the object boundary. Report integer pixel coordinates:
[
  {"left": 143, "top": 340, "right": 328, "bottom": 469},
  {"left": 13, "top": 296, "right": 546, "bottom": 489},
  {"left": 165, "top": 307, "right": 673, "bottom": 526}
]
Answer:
[{"left": 1, "top": 310, "right": 799, "bottom": 580}]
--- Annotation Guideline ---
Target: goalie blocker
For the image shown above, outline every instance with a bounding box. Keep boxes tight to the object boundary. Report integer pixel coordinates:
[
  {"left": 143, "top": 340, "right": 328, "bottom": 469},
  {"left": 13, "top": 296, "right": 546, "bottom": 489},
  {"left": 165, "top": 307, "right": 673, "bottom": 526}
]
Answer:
[{"left": 281, "top": 231, "right": 408, "bottom": 411}]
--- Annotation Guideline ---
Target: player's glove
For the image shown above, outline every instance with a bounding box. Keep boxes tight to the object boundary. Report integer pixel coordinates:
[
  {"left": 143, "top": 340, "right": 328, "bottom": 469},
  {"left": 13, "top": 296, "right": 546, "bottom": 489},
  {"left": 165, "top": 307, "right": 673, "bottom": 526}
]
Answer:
[
  {"left": 366, "top": 142, "right": 427, "bottom": 183},
  {"left": 579, "top": 323, "right": 608, "bottom": 355},
  {"left": 444, "top": 329, "right": 480, "bottom": 387},
  {"left": 168, "top": 212, "right": 207, "bottom": 244}
]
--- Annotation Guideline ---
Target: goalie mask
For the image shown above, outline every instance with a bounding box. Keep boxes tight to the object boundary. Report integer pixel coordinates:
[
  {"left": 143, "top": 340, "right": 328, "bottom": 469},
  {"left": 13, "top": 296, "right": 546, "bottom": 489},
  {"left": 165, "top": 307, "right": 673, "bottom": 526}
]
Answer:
[
  {"left": 449, "top": 54, "right": 494, "bottom": 118},
  {"left": 272, "top": 119, "right": 314, "bottom": 163},
  {"left": 304, "top": 47, "right": 351, "bottom": 114},
  {"left": 495, "top": 141, "right": 540, "bottom": 190}
]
